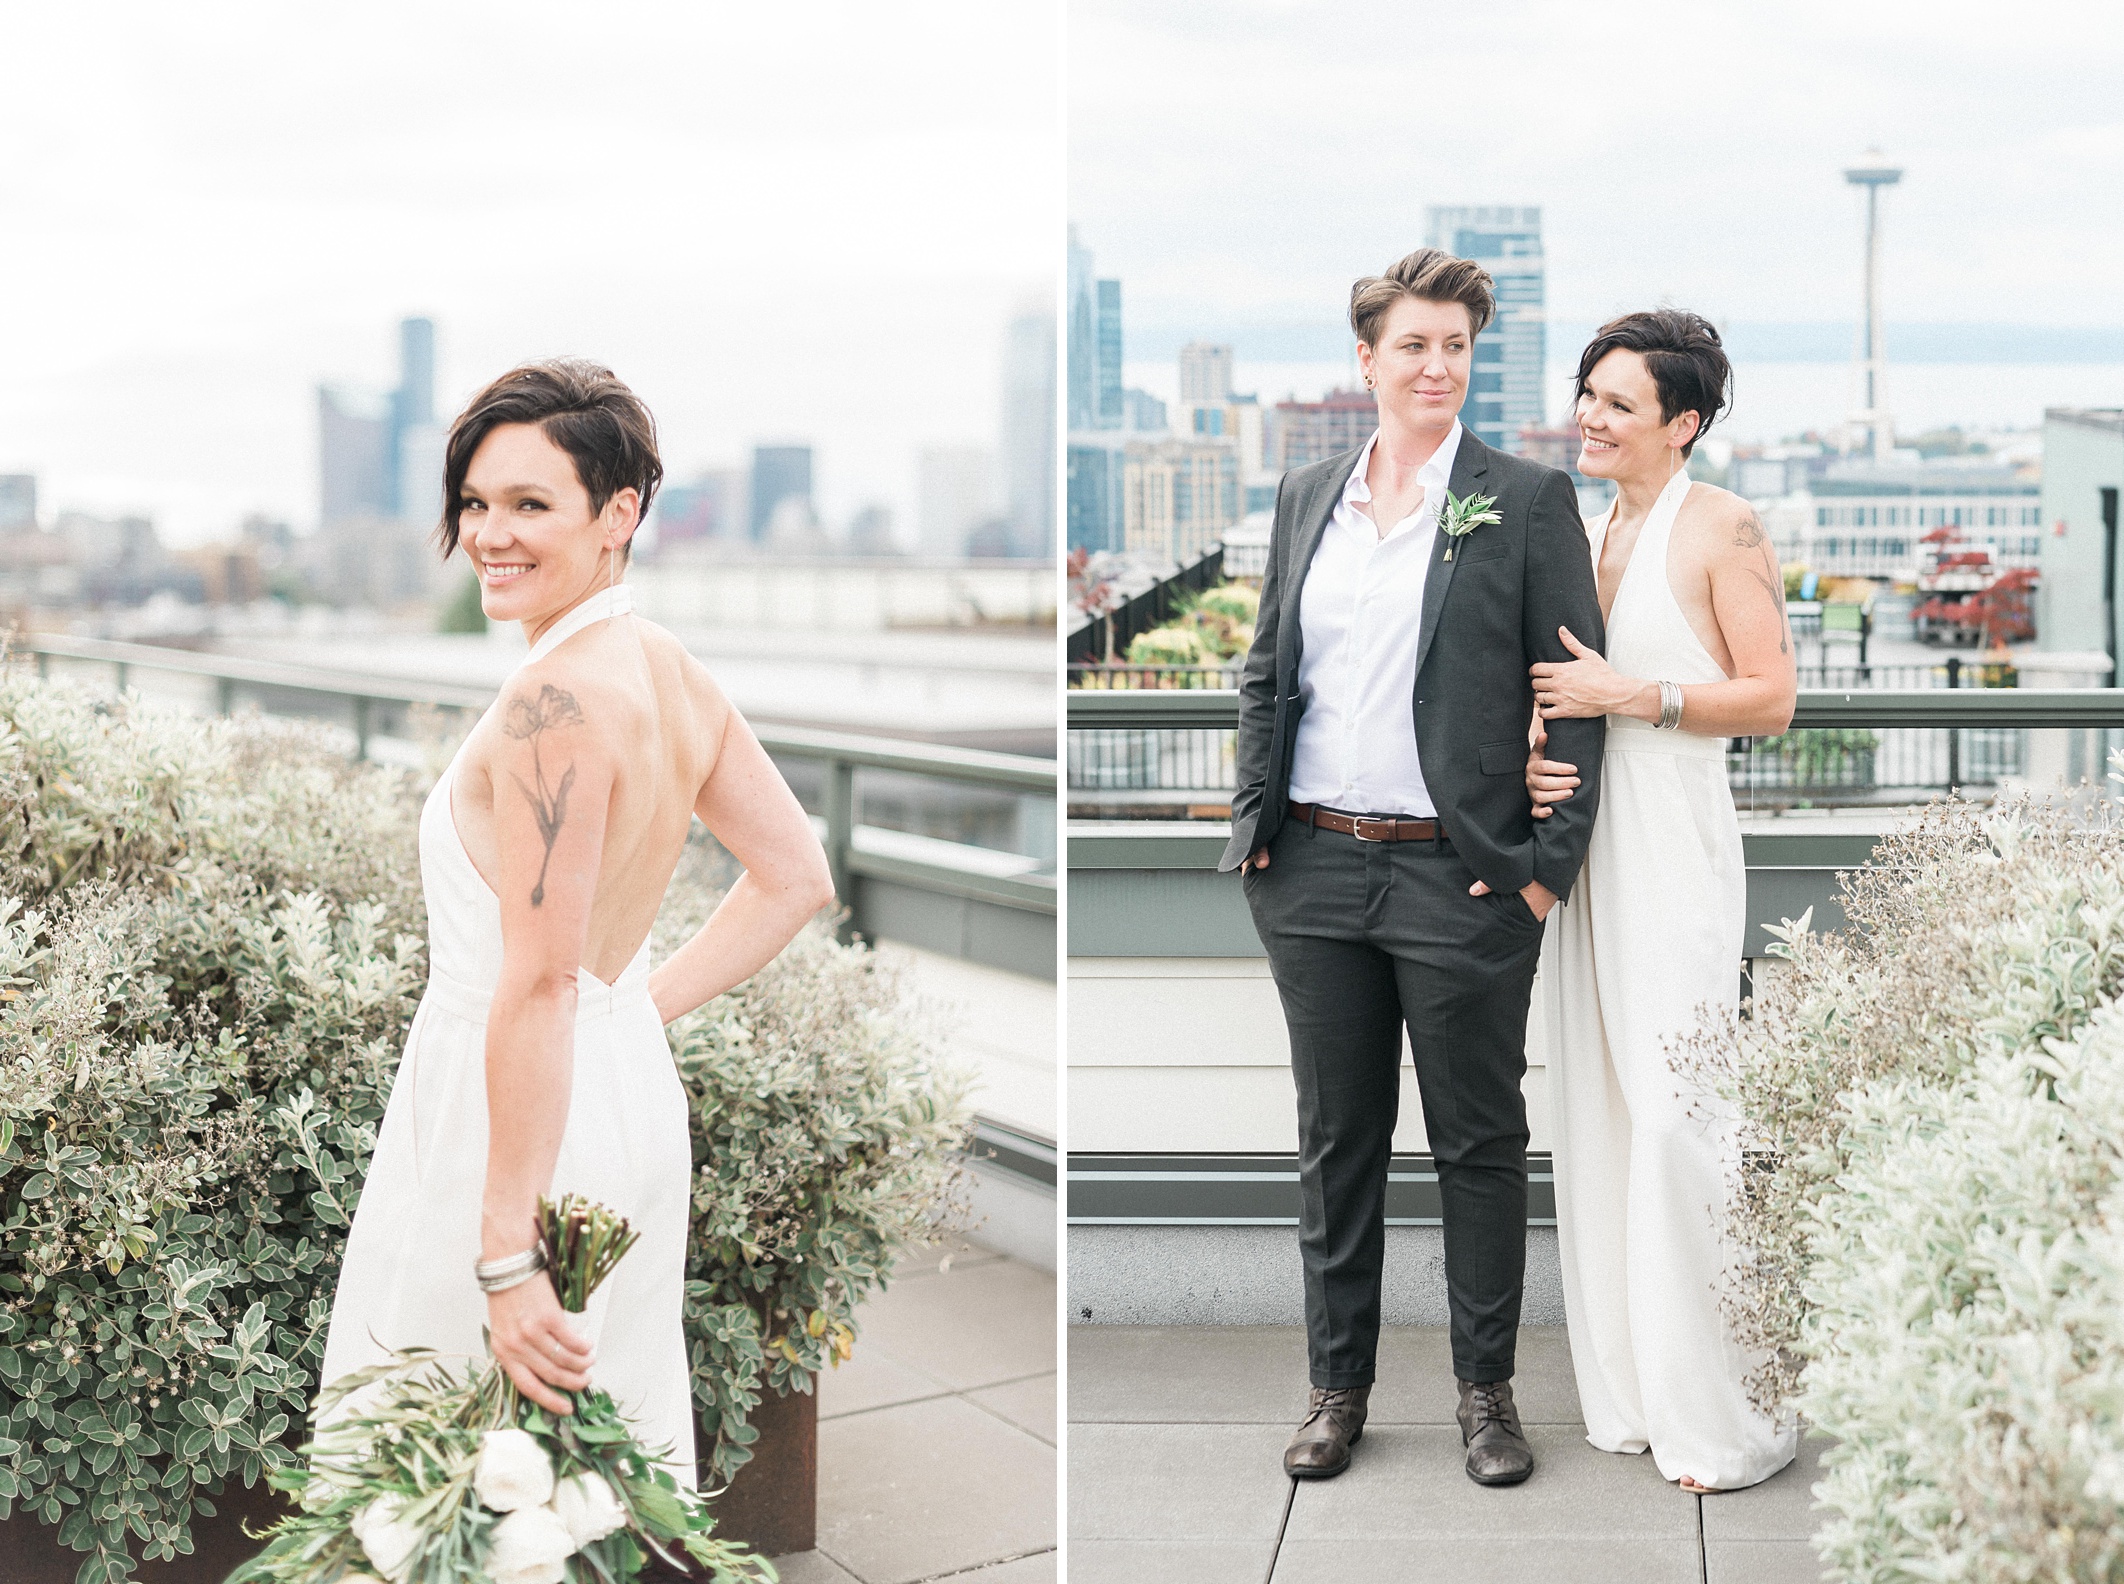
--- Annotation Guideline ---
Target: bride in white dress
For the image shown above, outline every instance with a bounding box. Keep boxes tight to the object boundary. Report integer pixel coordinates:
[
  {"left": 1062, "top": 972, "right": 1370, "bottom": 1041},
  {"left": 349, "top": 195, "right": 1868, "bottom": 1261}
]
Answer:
[
  {"left": 321, "top": 361, "right": 832, "bottom": 1475},
  {"left": 1522, "top": 312, "right": 1799, "bottom": 1492}
]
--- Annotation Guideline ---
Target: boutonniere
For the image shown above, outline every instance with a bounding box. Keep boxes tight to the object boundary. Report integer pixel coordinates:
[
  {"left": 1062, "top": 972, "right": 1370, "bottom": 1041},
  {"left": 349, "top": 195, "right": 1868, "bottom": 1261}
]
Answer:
[{"left": 1439, "top": 490, "right": 1502, "bottom": 561}]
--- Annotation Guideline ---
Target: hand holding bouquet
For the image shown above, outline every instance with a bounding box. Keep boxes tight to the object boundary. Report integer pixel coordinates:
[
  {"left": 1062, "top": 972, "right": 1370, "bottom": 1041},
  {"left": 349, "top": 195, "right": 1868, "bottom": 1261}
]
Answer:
[{"left": 232, "top": 1196, "right": 772, "bottom": 1584}]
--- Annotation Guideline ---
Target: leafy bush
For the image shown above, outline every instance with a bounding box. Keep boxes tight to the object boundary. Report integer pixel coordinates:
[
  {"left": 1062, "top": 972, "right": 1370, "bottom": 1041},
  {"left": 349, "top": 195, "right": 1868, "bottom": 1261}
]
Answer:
[
  {"left": 1174, "top": 583, "right": 1258, "bottom": 660},
  {"left": 1749, "top": 727, "right": 1879, "bottom": 786},
  {"left": 656, "top": 832, "right": 971, "bottom": 1488},
  {"left": 1679, "top": 795, "right": 2124, "bottom": 1581},
  {"left": 0, "top": 670, "right": 969, "bottom": 1578},
  {"left": 1124, "top": 626, "right": 1210, "bottom": 669},
  {"left": 0, "top": 679, "right": 427, "bottom": 1583}
]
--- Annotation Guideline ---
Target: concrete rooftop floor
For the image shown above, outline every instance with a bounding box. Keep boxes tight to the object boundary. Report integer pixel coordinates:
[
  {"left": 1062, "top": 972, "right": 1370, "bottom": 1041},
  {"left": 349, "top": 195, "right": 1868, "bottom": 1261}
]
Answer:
[
  {"left": 1068, "top": 1325, "right": 1831, "bottom": 1584},
  {"left": 772, "top": 1241, "right": 1058, "bottom": 1584}
]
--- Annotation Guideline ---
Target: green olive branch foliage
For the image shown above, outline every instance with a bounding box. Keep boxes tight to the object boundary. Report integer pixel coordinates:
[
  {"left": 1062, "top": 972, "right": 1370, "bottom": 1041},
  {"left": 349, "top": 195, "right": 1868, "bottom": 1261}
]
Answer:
[{"left": 0, "top": 668, "right": 971, "bottom": 1580}]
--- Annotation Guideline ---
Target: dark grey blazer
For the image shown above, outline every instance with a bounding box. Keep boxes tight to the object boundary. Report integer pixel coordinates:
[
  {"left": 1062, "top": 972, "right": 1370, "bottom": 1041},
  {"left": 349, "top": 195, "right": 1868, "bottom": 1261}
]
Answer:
[{"left": 1220, "top": 430, "right": 1607, "bottom": 900}]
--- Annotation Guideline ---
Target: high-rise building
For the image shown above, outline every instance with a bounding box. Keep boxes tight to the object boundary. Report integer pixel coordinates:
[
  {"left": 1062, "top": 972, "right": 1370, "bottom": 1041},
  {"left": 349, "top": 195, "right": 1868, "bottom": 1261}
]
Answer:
[
  {"left": 319, "top": 315, "right": 445, "bottom": 529},
  {"left": 0, "top": 475, "right": 35, "bottom": 532},
  {"left": 1067, "top": 226, "right": 1126, "bottom": 433},
  {"left": 1124, "top": 388, "right": 1168, "bottom": 432},
  {"left": 1001, "top": 306, "right": 1057, "bottom": 559},
  {"left": 1424, "top": 206, "right": 1545, "bottom": 455},
  {"left": 396, "top": 421, "right": 447, "bottom": 532},
  {"left": 1124, "top": 437, "right": 1240, "bottom": 567},
  {"left": 1178, "top": 343, "right": 1234, "bottom": 406},
  {"left": 1095, "top": 280, "right": 1124, "bottom": 429},
  {"left": 318, "top": 385, "right": 394, "bottom": 525},
  {"left": 749, "top": 445, "right": 814, "bottom": 542},
  {"left": 1269, "top": 389, "right": 1378, "bottom": 471},
  {"left": 918, "top": 444, "right": 998, "bottom": 559},
  {"left": 394, "top": 318, "right": 435, "bottom": 429},
  {"left": 389, "top": 316, "right": 440, "bottom": 522},
  {"left": 655, "top": 469, "right": 747, "bottom": 548},
  {"left": 1067, "top": 435, "right": 1128, "bottom": 556},
  {"left": 1068, "top": 226, "right": 1099, "bottom": 432}
]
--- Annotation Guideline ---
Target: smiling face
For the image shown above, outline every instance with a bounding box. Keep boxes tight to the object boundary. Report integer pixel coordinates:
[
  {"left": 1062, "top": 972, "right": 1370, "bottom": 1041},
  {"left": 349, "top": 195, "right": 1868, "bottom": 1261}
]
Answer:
[
  {"left": 1357, "top": 295, "right": 1472, "bottom": 435},
  {"left": 1574, "top": 348, "right": 1700, "bottom": 482},
  {"left": 457, "top": 422, "right": 637, "bottom": 627}
]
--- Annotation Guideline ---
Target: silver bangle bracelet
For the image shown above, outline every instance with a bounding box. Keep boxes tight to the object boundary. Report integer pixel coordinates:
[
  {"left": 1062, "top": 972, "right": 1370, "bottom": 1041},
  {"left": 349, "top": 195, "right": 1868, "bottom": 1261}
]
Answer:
[
  {"left": 1656, "top": 680, "right": 1684, "bottom": 731},
  {"left": 475, "top": 1244, "right": 548, "bottom": 1294}
]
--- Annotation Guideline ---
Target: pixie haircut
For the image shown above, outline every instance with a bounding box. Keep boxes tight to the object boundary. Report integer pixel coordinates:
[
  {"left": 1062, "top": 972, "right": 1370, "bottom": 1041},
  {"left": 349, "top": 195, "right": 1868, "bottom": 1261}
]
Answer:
[
  {"left": 1573, "top": 310, "right": 1732, "bottom": 459},
  {"left": 1348, "top": 249, "right": 1497, "bottom": 348},
  {"left": 437, "top": 358, "right": 664, "bottom": 562}
]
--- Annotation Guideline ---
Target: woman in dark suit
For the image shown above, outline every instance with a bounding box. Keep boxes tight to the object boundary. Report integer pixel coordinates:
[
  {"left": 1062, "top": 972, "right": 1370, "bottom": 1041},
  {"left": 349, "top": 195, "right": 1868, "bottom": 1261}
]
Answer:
[{"left": 1224, "top": 247, "right": 1605, "bottom": 1488}]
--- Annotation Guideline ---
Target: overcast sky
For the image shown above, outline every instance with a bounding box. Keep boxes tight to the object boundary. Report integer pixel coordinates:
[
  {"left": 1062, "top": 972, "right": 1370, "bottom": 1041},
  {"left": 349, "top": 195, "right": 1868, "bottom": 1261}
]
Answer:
[
  {"left": 0, "top": 2, "right": 1059, "bottom": 546},
  {"left": 1072, "top": 0, "right": 2124, "bottom": 356}
]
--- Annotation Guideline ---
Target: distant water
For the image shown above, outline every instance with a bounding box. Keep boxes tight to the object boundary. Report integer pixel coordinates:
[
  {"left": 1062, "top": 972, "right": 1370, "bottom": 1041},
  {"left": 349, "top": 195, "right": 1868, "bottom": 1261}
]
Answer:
[{"left": 1124, "top": 360, "right": 2124, "bottom": 444}]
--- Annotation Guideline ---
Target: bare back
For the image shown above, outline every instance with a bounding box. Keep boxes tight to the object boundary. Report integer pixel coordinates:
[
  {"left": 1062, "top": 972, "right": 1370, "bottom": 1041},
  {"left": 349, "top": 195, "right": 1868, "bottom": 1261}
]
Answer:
[{"left": 451, "top": 612, "right": 729, "bottom": 983}]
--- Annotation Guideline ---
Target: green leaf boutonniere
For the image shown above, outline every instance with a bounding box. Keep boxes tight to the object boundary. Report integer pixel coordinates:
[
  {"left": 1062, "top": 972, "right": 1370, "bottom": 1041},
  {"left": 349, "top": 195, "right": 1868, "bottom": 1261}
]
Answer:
[{"left": 1439, "top": 490, "right": 1503, "bottom": 561}]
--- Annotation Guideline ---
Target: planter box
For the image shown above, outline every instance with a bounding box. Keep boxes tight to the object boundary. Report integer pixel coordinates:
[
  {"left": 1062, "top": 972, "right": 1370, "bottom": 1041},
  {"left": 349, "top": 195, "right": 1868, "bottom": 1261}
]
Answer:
[
  {"left": 638, "top": 1377, "right": 818, "bottom": 1579},
  {"left": 698, "top": 1379, "right": 817, "bottom": 1557},
  {"left": 0, "top": 1472, "right": 294, "bottom": 1584}
]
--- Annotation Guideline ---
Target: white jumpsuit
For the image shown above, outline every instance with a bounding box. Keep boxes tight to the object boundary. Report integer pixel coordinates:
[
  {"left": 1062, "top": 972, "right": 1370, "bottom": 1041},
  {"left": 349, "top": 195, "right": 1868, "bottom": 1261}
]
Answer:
[
  {"left": 1536, "top": 470, "right": 1796, "bottom": 1490},
  {"left": 320, "top": 585, "right": 696, "bottom": 1482}
]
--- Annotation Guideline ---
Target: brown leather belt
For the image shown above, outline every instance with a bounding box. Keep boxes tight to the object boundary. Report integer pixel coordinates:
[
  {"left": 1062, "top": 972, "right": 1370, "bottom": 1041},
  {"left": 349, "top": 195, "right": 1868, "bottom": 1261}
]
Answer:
[{"left": 1288, "top": 801, "right": 1443, "bottom": 842}]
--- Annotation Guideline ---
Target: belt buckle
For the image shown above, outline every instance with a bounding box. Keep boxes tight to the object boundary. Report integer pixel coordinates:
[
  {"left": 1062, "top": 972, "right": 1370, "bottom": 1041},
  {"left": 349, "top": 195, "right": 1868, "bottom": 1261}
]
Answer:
[{"left": 1350, "top": 816, "right": 1390, "bottom": 842}]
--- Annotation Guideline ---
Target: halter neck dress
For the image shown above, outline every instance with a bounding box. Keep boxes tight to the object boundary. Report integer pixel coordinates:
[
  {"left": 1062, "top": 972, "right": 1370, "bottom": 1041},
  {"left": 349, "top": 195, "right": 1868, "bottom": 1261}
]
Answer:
[
  {"left": 320, "top": 583, "right": 696, "bottom": 1481},
  {"left": 1534, "top": 471, "right": 1796, "bottom": 1489}
]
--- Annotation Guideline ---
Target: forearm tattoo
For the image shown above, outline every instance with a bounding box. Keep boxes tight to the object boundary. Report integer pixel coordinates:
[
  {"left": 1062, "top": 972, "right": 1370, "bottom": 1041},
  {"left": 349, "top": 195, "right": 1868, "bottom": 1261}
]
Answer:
[
  {"left": 503, "top": 684, "right": 585, "bottom": 906},
  {"left": 1734, "top": 509, "right": 1790, "bottom": 655}
]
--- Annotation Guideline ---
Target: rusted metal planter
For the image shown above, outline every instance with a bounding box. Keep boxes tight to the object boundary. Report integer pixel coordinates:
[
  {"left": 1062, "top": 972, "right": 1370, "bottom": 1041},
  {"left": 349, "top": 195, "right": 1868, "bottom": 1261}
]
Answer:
[
  {"left": 0, "top": 1473, "right": 294, "bottom": 1584},
  {"left": 697, "top": 1379, "right": 818, "bottom": 1558}
]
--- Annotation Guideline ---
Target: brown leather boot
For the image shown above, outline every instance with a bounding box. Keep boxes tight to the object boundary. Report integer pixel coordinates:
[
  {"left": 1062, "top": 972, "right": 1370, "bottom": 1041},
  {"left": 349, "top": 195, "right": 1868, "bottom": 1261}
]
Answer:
[
  {"left": 1283, "top": 1384, "right": 1370, "bottom": 1478},
  {"left": 1457, "top": 1378, "right": 1534, "bottom": 1486}
]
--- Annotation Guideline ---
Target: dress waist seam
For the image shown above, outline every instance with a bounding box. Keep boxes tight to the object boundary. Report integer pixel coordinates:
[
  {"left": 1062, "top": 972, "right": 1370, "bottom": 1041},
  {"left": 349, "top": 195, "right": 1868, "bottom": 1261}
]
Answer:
[{"left": 419, "top": 967, "right": 655, "bottom": 1027}]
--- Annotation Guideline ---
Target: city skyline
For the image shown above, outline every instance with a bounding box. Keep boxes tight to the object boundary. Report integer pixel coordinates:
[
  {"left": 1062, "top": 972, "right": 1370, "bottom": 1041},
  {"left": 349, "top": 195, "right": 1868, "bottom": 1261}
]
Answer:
[
  {"left": 0, "top": 3, "right": 1059, "bottom": 549},
  {"left": 1072, "top": 0, "right": 2124, "bottom": 358}
]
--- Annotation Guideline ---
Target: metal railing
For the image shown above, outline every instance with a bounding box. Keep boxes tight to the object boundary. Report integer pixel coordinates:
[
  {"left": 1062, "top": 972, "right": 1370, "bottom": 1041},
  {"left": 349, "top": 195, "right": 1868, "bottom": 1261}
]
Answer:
[
  {"left": 1068, "top": 664, "right": 1238, "bottom": 690},
  {"left": 1066, "top": 688, "right": 2124, "bottom": 811},
  {"left": 16, "top": 632, "right": 1058, "bottom": 926}
]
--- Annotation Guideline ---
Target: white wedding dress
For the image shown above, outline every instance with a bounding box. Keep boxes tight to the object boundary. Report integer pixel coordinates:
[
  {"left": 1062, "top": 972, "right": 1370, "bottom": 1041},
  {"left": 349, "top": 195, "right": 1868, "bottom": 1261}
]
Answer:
[
  {"left": 1536, "top": 470, "right": 1796, "bottom": 1489},
  {"left": 320, "top": 585, "right": 696, "bottom": 1482}
]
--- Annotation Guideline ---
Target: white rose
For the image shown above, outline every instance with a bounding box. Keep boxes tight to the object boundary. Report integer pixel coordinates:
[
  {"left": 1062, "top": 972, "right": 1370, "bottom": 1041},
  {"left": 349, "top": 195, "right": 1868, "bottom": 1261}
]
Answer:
[
  {"left": 350, "top": 1493, "right": 424, "bottom": 1582},
  {"left": 548, "top": 1470, "right": 628, "bottom": 1548},
  {"left": 474, "top": 1427, "right": 556, "bottom": 1513},
  {"left": 484, "top": 1503, "right": 576, "bottom": 1584}
]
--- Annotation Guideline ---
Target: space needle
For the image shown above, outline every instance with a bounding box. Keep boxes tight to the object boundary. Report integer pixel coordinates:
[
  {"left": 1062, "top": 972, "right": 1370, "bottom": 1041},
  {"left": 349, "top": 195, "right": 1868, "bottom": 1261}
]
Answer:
[{"left": 1844, "top": 150, "right": 1903, "bottom": 460}]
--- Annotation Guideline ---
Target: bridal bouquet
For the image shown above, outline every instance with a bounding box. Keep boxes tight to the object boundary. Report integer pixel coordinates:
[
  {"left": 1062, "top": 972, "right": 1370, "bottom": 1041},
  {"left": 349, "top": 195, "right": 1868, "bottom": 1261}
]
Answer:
[{"left": 231, "top": 1196, "right": 774, "bottom": 1584}]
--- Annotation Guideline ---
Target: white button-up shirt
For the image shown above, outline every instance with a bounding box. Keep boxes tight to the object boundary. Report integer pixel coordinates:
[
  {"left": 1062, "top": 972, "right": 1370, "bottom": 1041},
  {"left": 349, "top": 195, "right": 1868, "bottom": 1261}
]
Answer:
[{"left": 1287, "top": 423, "right": 1464, "bottom": 817}]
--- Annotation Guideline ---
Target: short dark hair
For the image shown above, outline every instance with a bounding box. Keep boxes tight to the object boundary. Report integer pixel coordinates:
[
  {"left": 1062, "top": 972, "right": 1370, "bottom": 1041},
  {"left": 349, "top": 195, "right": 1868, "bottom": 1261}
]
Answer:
[
  {"left": 1573, "top": 310, "right": 1731, "bottom": 459},
  {"left": 1348, "top": 248, "right": 1497, "bottom": 348},
  {"left": 437, "top": 358, "right": 664, "bottom": 562}
]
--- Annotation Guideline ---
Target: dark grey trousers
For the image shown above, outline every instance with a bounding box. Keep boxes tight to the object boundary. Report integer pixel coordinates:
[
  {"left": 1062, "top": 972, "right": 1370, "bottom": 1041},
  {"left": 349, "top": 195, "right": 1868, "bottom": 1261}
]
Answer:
[{"left": 1242, "top": 815, "right": 1545, "bottom": 1388}]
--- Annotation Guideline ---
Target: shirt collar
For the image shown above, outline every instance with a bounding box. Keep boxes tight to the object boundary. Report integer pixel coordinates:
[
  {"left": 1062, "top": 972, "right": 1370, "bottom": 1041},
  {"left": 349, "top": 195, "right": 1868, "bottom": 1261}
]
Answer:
[{"left": 1343, "top": 421, "right": 1464, "bottom": 508}]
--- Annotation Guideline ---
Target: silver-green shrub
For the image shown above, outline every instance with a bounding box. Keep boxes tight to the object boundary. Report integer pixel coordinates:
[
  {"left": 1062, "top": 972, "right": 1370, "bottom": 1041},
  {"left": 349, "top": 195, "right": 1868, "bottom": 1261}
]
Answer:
[
  {"left": 1680, "top": 795, "right": 2124, "bottom": 1581},
  {"left": 0, "top": 671, "right": 970, "bottom": 1578},
  {"left": 0, "top": 681, "right": 426, "bottom": 1583},
  {"left": 655, "top": 833, "right": 971, "bottom": 1489}
]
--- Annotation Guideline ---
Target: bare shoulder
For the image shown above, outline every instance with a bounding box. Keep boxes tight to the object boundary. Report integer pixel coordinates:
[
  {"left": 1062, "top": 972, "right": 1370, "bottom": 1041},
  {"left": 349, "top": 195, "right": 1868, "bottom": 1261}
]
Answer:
[
  {"left": 495, "top": 650, "right": 629, "bottom": 761},
  {"left": 623, "top": 616, "right": 735, "bottom": 742},
  {"left": 1678, "top": 483, "right": 1772, "bottom": 559}
]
